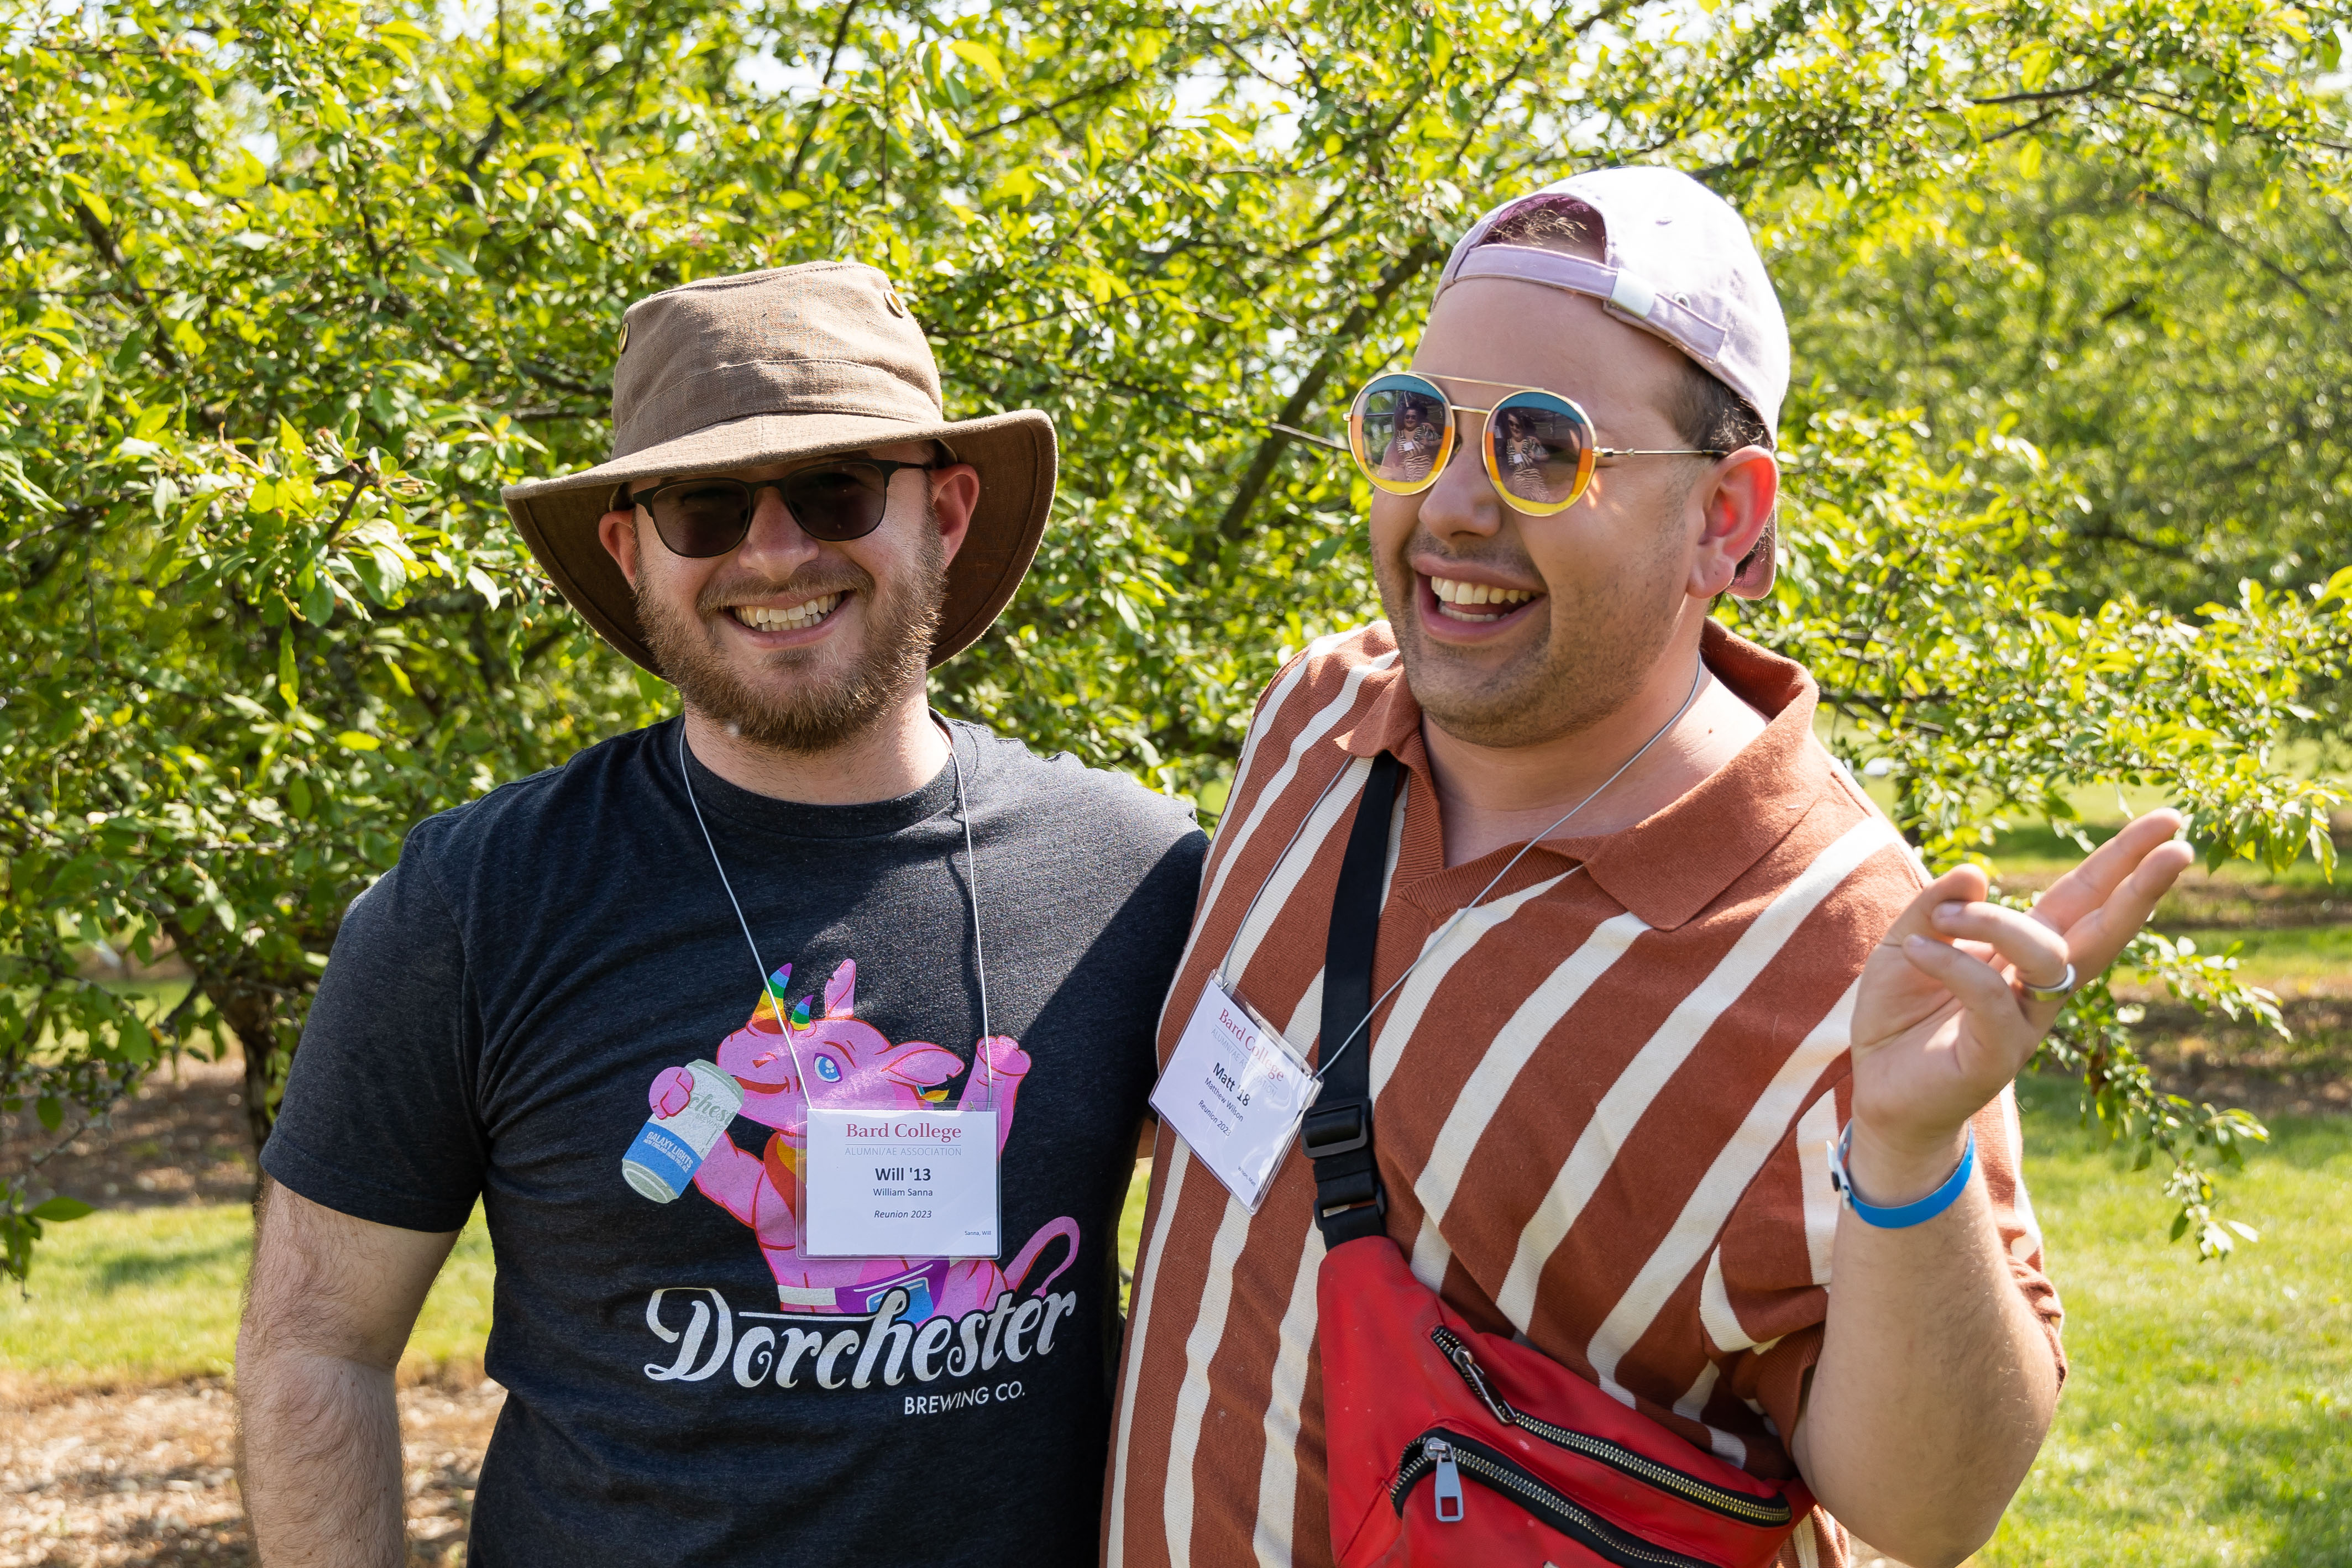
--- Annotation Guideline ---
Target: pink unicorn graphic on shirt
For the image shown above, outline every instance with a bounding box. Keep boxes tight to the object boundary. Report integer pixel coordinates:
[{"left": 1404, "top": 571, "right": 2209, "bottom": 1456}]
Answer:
[{"left": 642, "top": 958, "right": 1079, "bottom": 1321}]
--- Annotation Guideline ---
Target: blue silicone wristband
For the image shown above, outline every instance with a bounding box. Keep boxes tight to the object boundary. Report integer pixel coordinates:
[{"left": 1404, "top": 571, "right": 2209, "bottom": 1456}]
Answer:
[{"left": 1829, "top": 1121, "right": 1975, "bottom": 1229}]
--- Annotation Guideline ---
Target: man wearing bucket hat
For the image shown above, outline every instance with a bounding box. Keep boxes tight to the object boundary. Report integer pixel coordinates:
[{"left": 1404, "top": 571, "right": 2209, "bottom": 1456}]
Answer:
[
  {"left": 1108, "top": 168, "right": 2192, "bottom": 1567},
  {"left": 237, "top": 261, "right": 1204, "bottom": 1567}
]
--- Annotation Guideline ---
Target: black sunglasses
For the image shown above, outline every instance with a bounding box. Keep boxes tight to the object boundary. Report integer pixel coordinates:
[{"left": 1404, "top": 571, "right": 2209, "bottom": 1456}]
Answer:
[{"left": 617, "top": 458, "right": 940, "bottom": 558}]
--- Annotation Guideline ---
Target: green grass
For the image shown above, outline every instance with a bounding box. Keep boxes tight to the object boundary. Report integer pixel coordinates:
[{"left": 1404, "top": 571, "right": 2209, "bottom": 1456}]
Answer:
[
  {"left": 0, "top": 1203, "right": 493, "bottom": 1387},
  {"left": 1977, "top": 821, "right": 2344, "bottom": 890},
  {"left": 1984, "top": 1077, "right": 2352, "bottom": 1566},
  {"left": 1118, "top": 1156, "right": 1151, "bottom": 1312},
  {"left": 2187, "top": 925, "right": 2352, "bottom": 992},
  {"left": 6, "top": 1106, "right": 2347, "bottom": 1568}
]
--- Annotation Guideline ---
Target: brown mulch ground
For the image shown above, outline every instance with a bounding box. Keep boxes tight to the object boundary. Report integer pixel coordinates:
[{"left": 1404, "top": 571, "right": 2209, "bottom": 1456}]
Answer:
[
  {"left": 2125, "top": 995, "right": 2352, "bottom": 1121},
  {"left": 0, "top": 1372, "right": 501, "bottom": 1567},
  {"left": 1, "top": 1055, "right": 257, "bottom": 1216}
]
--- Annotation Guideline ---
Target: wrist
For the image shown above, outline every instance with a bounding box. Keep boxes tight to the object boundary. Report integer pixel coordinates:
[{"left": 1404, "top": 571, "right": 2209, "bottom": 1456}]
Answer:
[{"left": 1842, "top": 1116, "right": 1972, "bottom": 1209}]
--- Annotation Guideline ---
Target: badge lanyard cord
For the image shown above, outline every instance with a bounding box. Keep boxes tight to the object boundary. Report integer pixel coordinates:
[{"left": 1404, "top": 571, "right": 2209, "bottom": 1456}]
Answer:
[
  {"left": 678, "top": 714, "right": 994, "bottom": 1093},
  {"left": 1309, "top": 657, "right": 1708, "bottom": 1083}
]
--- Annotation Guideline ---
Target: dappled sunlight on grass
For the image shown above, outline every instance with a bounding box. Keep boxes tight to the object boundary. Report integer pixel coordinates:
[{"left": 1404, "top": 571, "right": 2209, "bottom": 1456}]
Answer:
[
  {"left": 4, "top": 1097, "right": 2342, "bottom": 1567},
  {"left": 0, "top": 1202, "right": 494, "bottom": 1389},
  {"left": 1983, "top": 1079, "right": 2351, "bottom": 1566}
]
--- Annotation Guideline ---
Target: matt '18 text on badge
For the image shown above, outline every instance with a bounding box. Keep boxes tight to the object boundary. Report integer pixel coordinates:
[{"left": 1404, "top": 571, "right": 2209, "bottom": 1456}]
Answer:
[{"left": 1149, "top": 978, "right": 1319, "bottom": 1213}]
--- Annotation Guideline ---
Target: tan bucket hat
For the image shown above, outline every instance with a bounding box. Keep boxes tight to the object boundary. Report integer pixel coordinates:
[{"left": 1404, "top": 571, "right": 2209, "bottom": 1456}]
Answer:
[{"left": 502, "top": 260, "right": 1056, "bottom": 672}]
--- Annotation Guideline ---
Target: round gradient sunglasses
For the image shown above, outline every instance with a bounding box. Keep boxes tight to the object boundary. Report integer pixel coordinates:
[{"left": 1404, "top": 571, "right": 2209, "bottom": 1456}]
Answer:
[
  {"left": 1346, "top": 371, "right": 1723, "bottom": 515},
  {"left": 616, "top": 458, "right": 941, "bottom": 559}
]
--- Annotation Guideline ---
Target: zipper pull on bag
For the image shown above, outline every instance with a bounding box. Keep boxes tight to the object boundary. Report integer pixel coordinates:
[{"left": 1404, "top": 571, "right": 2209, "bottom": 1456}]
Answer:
[
  {"left": 1443, "top": 1332, "right": 1514, "bottom": 1425},
  {"left": 1425, "top": 1438, "right": 1465, "bottom": 1523}
]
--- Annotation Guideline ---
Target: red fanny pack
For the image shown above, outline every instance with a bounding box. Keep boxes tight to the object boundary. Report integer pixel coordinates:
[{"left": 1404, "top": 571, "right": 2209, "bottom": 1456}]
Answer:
[
  {"left": 1302, "top": 754, "right": 1812, "bottom": 1566},
  {"left": 1317, "top": 1234, "right": 1812, "bottom": 1567}
]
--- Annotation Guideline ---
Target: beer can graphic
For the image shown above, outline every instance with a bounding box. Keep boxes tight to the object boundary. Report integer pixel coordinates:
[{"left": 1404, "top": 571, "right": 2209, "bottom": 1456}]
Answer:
[{"left": 621, "top": 1059, "right": 745, "bottom": 1203}]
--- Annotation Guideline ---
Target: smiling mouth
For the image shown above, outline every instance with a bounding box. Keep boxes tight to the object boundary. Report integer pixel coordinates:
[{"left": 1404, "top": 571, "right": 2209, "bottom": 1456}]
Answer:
[
  {"left": 1428, "top": 574, "right": 1541, "bottom": 623},
  {"left": 730, "top": 592, "right": 845, "bottom": 633}
]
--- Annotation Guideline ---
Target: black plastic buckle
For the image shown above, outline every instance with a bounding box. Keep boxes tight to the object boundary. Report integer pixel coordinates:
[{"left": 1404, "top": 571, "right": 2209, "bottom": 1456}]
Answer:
[
  {"left": 1301, "top": 1103, "right": 1369, "bottom": 1160},
  {"left": 1315, "top": 1167, "right": 1382, "bottom": 1210}
]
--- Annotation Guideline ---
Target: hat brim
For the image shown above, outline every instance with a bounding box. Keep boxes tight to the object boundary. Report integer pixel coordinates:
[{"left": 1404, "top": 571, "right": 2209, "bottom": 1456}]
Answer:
[{"left": 502, "top": 408, "right": 1056, "bottom": 673}]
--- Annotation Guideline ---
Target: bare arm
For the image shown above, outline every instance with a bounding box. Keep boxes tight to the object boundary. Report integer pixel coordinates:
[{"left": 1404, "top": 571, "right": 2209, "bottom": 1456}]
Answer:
[
  {"left": 235, "top": 1178, "right": 460, "bottom": 1568},
  {"left": 1790, "top": 811, "right": 2193, "bottom": 1566}
]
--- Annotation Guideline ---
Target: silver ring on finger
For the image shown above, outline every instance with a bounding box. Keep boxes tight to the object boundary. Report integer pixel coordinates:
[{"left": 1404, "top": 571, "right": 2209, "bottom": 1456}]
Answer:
[{"left": 2018, "top": 961, "right": 2078, "bottom": 1003}]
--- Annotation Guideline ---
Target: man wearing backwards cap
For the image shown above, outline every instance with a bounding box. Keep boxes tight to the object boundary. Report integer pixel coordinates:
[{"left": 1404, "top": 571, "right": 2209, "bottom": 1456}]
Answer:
[
  {"left": 236, "top": 262, "right": 1204, "bottom": 1567},
  {"left": 1107, "top": 167, "right": 2191, "bottom": 1567}
]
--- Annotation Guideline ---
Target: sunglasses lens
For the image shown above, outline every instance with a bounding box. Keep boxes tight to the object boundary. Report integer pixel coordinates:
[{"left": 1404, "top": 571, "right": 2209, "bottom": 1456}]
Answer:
[
  {"left": 781, "top": 464, "right": 892, "bottom": 542},
  {"left": 1350, "top": 376, "right": 1450, "bottom": 492},
  {"left": 650, "top": 480, "right": 756, "bottom": 558},
  {"left": 1486, "top": 394, "right": 1593, "bottom": 509}
]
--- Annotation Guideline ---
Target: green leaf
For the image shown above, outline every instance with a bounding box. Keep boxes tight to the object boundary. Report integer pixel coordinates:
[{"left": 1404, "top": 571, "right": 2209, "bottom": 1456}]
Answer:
[
  {"left": 301, "top": 569, "right": 336, "bottom": 627},
  {"left": 29, "top": 1196, "right": 95, "bottom": 1221},
  {"left": 336, "top": 730, "right": 381, "bottom": 751},
  {"left": 948, "top": 39, "right": 1007, "bottom": 86},
  {"left": 278, "top": 629, "right": 299, "bottom": 707}
]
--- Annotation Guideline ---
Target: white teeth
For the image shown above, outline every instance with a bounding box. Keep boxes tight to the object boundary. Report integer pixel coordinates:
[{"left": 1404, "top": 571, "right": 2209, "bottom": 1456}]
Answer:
[
  {"left": 732, "top": 593, "right": 842, "bottom": 632},
  {"left": 1428, "top": 576, "right": 1537, "bottom": 621}
]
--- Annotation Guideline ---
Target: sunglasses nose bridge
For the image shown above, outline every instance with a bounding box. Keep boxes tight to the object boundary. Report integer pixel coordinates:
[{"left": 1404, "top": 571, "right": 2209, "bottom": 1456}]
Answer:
[{"left": 734, "top": 480, "right": 825, "bottom": 564}]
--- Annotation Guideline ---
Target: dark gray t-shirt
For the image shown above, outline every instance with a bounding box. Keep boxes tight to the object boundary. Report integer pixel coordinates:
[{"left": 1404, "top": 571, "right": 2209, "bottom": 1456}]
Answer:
[{"left": 264, "top": 717, "right": 1205, "bottom": 1568}]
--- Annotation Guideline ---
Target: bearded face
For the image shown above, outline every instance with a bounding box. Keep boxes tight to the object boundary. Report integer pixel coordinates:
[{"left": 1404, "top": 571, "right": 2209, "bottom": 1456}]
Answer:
[{"left": 633, "top": 501, "right": 946, "bottom": 755}]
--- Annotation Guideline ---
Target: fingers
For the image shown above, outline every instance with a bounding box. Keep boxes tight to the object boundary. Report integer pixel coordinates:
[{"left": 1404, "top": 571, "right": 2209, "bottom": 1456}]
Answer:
[
  {"left": 2027, "top": 809, "right": 2187, "bottom": 932},
  {"left": 1878, "top": 863, "right": 1992, "bottom": 948},
  {"left": 2051, "top": 835, "right": 2197, "bottom": 978},
  {"left": 651, "top": 1067, "right": 693, "bottom": 1116},
  {"left": 1928, "top": 901, "right": 2072, "bottom": 993},
  {"left": 1915, "top": 811, "right": 2194, "bottom": 1007},
  {"left": 1898, "top": 933, "right": 2038, "bottom": 1066}
]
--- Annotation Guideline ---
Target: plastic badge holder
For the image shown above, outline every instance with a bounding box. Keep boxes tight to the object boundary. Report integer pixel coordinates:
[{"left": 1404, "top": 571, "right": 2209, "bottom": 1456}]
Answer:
[
  {"left": 800, "top": 1103, "right": 1002, "bottom": 1260},
  {"left": 1149, "top": 977, "right": 1322, "bottom": 1214}
]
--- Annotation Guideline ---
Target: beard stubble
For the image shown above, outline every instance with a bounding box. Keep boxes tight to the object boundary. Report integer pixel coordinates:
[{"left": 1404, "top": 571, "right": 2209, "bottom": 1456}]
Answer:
[{"left": 634, "top": 514, "right": 947, "bottom": 755}]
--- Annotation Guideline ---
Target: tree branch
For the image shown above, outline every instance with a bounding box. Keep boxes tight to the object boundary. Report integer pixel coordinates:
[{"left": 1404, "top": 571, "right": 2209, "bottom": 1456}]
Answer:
[
  {"left": 2139, "top": 188, "right": 2324, "bottom": 305},
  {"left": 1215, "top": 239, "right": 1442, "bottom": 541},
  {"left": 785, "top": 1, "right": 862, "bottom": 188},
  {"left": 72, "top": 200, "right": 180, "bottom": 375}
]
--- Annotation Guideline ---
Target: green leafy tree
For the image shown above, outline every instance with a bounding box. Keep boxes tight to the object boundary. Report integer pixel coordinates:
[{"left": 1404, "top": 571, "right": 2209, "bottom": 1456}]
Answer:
[
  {"left": 4, "top": 0, "right": 2346, "bottom": 1281},
  {"left": 1779, "top": 143, "right": 2352, "bottom": 613}
]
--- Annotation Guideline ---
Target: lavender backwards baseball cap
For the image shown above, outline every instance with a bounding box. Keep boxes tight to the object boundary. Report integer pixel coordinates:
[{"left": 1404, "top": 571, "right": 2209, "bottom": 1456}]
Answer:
[{"left": 1434, "top": 166, "right": 1789, "bottom": 596}]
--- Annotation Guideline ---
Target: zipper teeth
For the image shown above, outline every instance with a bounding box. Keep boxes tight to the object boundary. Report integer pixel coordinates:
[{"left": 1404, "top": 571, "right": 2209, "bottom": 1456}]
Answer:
[
  {"left": 1428, "top": 1326, "right": 1791, "bottom": 1527},
  {"left": 1389, "top": 1449, "right": 1433, "bottom": 1507},
  {"left": 1449, "top": 1448, "right": 1709, "bottom": 1568}
]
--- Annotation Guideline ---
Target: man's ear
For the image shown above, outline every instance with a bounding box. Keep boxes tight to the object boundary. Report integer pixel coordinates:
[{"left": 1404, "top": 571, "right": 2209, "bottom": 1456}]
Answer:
[
  {"left": 598, "top": 507, "right": 641, "bottom": 588},
  {"left": 930, "top": 464, "right": 981, "bottom": 567},
  {"left": 1685, "top": 447, "right": 1778, "bottom": 600}
]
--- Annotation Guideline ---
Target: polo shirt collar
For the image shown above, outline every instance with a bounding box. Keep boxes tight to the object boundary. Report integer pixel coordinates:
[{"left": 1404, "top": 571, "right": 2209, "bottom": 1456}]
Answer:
[{"left": 1339, "top": 620, "right": 1835, "bottom": 932}]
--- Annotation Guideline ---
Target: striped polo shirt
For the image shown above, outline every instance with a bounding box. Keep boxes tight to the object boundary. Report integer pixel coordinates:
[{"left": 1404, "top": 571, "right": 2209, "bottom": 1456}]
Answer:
[{"left": 1106, "top": 619, "right": 2062, "bottom": 1568}]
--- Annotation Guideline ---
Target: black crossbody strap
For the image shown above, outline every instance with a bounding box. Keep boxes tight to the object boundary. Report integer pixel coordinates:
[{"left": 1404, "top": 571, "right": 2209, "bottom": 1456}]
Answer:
[{"left": 1305, "top": 751, "right": 1402, "bottom": 1247}]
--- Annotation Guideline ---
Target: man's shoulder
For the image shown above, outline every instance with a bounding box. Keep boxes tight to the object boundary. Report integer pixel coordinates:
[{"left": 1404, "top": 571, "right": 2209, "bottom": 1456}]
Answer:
[
  {"left": 963, "top": 723, "right": 1203, "bottom": 856},
  {"left": 1237, "top": 621, "right": 1404, "bottom": 753},
  {"left": 398, "top": 723, "right": 663, "bottom": 870},
  {"left": 1740, "top": 742, "right": 1927, "bottom": 936},
  {"left": 1264, "top": 622, "right": 1401, "bottom": 712}
]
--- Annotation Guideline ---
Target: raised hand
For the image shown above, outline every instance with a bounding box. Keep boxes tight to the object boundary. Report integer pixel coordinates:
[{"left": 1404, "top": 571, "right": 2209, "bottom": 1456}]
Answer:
[
  {"left": 648, "top": 1065, "right": 696, "bottom": 1119},
  {"left": 973, "top": 1034, "right": 1032, "bottom": 1079},
  {"left": 1846, "top": 810, "right": 2196, "bottom": 1193}
]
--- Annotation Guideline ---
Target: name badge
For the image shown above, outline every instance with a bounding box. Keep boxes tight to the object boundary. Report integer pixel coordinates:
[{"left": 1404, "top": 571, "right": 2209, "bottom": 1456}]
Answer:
[
  {"left": 1149, "top": 977, "right": 1321, "bottom": 1213},
  {"left": 803, "top": 1108, "right": 1000, "bottom": 1259}
]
